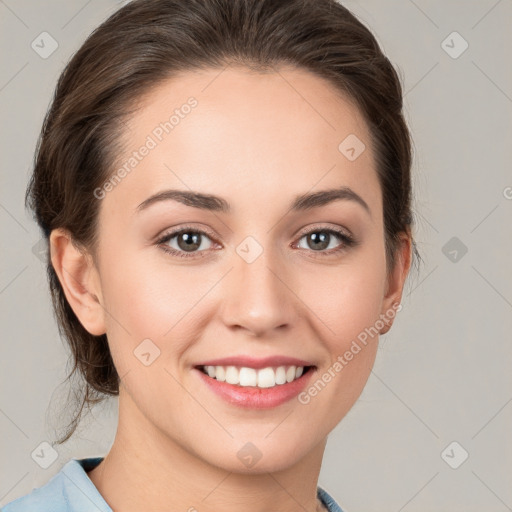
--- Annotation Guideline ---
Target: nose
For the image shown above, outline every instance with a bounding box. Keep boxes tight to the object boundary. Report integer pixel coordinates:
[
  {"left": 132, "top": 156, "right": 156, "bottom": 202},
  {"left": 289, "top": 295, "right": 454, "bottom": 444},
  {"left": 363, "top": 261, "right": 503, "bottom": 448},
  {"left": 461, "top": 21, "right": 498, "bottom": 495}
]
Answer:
[{"left": 219, "top": 244, "right": 296, "bottom": 337}]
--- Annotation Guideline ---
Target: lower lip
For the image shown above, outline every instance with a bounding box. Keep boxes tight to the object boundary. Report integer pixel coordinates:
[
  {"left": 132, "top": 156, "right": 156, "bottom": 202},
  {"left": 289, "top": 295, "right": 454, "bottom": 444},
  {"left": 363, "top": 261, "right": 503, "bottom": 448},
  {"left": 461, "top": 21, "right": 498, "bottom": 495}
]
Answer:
[{"left": 194, "top": 367, "right": 316, "bottom": 409}]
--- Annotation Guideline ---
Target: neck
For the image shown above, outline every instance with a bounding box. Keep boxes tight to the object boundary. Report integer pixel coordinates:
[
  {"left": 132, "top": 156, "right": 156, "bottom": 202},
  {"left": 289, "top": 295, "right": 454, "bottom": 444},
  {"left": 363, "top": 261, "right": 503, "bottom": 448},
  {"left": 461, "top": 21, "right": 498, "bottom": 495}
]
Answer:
[{"left": 87, "top": 388, "right": 328, "bottom": 512}]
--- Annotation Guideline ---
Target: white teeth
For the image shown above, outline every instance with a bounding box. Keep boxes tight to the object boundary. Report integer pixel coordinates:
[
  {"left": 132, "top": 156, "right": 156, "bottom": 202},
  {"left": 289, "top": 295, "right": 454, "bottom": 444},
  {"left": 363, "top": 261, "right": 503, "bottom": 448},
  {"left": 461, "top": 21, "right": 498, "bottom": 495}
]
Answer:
[
  {"left": 215, "top": 366, "right": 226, "bottom": 382},
  {"left": 202, "top": 364, "right": 308, "bottom": 388},
  {"left": 286, "top": 366, "right": 296, "bottom": 382},
  {"left": 239, "top": 367, "right": 257, "bottom": 387},
  {"left": 257, "top": 367, "right": 275, "bottom": 388},
  {"left": 225, "top": 366, "right": 239, "bottom": 385},
  {"left": 275, "top": 366, "right": 287, "bottom": 385}
]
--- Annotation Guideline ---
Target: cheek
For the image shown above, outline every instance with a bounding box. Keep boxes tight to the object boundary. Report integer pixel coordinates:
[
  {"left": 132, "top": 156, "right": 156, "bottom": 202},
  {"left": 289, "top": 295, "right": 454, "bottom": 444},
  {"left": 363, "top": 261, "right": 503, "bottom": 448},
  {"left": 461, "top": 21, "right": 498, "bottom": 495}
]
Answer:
[
  {"left": 294, "top": 257, "right": 385, "bottom": 425},
  {"left": 300, "top": 249, "right": 387, "bottom": 348},
  {"left": 98, "top": 247, "right": 214, "bottom": 364}
]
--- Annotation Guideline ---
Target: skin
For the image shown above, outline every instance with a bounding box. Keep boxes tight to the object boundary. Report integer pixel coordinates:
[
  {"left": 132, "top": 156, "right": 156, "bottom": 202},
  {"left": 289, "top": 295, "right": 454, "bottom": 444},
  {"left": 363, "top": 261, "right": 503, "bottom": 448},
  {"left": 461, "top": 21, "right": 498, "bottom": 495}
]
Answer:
[{"left": 51, "top": 65, "right": 411, "bottom": 512}]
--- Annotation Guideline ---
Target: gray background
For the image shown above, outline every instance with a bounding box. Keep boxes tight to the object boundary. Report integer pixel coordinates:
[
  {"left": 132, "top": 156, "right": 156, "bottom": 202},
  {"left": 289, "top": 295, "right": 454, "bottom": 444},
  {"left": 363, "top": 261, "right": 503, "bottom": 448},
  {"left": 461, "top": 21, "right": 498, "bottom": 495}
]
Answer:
[{"left": 1, "top": 0, "right": 511, "bottom": 510}]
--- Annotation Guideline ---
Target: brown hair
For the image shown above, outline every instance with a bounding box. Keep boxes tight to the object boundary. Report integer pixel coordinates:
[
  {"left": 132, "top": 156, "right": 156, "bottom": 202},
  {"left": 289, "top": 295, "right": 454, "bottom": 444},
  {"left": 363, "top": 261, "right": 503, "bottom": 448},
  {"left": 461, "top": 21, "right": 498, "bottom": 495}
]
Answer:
[{"left": 26, "top": 0, "right": 421, "bottom": 444}]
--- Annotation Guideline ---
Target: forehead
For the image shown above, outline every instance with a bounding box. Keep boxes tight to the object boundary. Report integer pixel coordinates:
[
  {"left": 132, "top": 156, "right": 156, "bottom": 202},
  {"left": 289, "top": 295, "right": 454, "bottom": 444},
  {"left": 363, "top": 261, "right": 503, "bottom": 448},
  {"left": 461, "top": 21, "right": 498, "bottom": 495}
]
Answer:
[{"left": 104, "top": 65, "right": 380, "bottom": 218}]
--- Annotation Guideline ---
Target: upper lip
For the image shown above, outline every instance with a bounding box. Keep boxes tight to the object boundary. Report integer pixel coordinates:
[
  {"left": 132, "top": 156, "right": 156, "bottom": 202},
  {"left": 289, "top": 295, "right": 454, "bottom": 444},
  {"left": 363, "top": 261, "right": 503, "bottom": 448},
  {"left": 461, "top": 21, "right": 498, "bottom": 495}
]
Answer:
[{"left": 194, "top": 356, "right": 315, "bottom": 370}]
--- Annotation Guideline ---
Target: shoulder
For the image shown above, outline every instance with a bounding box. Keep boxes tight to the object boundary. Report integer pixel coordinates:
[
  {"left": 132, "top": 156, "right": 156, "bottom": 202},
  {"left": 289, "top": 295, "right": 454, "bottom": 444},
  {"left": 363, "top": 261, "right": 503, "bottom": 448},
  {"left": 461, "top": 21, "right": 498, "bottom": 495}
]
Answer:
[
  {"left": 2, "top": 468, "right": 70, "bottom": 512},
  {"left": 317, "top": 485, "right": 345, "bottom": 512},
  {"left": 1, "top": 457, "right": 109, "bottom": 512}
]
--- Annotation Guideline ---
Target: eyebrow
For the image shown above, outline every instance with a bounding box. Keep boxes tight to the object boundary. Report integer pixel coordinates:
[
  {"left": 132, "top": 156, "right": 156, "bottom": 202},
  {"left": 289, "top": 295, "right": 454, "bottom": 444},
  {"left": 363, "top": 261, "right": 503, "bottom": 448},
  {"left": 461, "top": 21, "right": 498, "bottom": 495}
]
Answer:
[{"left": 135, "top": 186, "right": 371, "bottom": 216}]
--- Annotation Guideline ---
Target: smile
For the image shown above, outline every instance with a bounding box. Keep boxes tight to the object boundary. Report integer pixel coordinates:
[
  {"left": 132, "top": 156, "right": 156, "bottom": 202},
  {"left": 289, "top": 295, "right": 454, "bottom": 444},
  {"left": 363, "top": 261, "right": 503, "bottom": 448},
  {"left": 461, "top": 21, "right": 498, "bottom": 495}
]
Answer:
[
  {"left": 198, "top": 364, "right": 314, "bottom": 389},
  {"left": 194, "top": 365, "right": 316, "bottom": 409}
]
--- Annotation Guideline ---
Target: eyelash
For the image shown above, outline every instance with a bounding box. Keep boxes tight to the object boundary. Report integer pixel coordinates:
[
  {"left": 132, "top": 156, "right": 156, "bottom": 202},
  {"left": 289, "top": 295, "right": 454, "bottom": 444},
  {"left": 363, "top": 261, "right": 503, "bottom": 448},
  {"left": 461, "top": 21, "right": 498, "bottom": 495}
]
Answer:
[{"left": 155, "top": 225, "right": 358, "bottom": 259}]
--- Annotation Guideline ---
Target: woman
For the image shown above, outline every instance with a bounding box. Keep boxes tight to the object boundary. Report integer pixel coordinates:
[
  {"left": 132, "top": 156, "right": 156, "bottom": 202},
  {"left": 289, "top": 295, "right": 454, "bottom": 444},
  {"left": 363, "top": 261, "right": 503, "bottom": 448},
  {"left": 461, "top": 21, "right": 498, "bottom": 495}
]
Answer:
[{"left": 4, "top": 0, "right": 418, "bottom": 510}]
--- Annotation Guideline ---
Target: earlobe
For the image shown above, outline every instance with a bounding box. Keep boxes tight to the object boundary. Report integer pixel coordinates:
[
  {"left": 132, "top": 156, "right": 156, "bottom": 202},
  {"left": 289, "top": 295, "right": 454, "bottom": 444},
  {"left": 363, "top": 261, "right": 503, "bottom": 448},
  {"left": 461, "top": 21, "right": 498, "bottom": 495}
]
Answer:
[
  {"left": 379, "top": 233, "right": 412, "bottom": 335},
  {"left": 49, "top": 228, "right": 106, "bottom": 336}
]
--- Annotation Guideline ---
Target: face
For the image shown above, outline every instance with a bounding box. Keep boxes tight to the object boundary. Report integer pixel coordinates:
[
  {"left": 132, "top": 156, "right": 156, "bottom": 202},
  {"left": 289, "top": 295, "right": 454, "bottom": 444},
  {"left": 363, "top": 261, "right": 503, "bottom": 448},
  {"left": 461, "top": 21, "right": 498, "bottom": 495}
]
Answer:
[{"left": 72, "top": 65, "right": 407, "bottom": 473}]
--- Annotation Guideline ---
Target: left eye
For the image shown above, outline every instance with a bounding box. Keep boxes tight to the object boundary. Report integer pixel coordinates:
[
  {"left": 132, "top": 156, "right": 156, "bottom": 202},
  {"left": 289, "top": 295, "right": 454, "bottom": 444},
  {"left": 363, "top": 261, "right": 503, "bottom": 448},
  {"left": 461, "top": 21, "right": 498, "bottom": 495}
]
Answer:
[{"left": 296, "top": 229, "right": 348, "bottom": 252}]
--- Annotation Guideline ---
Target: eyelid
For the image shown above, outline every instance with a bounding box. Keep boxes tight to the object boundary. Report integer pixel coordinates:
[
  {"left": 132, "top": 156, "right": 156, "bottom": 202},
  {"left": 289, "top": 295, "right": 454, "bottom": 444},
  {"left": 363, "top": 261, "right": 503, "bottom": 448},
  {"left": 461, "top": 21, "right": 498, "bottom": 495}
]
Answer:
[
  {"left": 155, "top": 223, "right": 357, "bottom": 258},
  {"left": 155, "top": 223, "right": 218, "bottom": 243},
  {"left": 295, "top": 222, "right": 353, "bottom": 239},
  {"left": 156, "top": 222, "right": 353, "bottom": 242}
]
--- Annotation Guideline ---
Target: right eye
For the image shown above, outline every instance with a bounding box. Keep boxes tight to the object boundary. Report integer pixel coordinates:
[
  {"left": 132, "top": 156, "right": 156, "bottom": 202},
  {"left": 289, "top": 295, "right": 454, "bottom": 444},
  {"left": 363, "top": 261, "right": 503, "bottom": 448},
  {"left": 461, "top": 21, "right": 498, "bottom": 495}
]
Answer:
[{"left": 156, "top": 227, "right": 217, "bottom": 259}]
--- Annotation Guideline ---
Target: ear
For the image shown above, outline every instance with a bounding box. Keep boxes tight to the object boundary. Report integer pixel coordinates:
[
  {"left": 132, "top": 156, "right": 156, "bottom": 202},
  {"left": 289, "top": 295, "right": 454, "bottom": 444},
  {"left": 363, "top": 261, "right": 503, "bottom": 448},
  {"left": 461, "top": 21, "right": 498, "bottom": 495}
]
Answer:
[
  {"left": 379, "top": 232, "right": 412, "bottom": 335},
  {"left": 49, "top": 228, "right": 106, "bottom": 336}
]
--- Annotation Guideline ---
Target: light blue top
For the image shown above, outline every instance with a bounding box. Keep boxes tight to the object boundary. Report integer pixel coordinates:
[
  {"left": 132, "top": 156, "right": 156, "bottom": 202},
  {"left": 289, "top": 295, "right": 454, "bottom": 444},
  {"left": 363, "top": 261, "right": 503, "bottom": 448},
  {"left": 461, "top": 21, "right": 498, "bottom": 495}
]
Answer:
[{"left": 2, "top": 457, "right": 344, "bottom": 512}]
